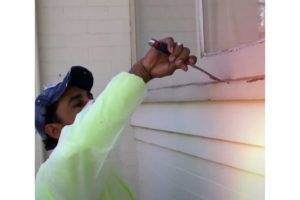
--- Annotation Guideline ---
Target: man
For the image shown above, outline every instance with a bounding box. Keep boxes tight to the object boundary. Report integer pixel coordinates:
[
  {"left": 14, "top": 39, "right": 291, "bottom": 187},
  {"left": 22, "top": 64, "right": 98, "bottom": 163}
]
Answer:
[{"left": 35, "top": 37, "right": 197, "bottom": 199}]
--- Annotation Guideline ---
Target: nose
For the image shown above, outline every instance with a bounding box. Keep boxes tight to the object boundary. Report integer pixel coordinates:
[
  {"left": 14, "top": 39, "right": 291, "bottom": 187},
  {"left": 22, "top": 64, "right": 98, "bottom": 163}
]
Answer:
[
  {"left": 87, "top": 92, "right": 93, "bottom": 100},
  {"left": 83, "top": 96, "right": 91, "bottom": 105},
  {"left": 83, "top": 92, "right": 94, "bottom": 107}
]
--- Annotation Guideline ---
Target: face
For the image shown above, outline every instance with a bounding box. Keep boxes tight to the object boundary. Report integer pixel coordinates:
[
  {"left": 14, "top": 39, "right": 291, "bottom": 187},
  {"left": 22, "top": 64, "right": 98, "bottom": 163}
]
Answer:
[{"left": 45, "top": 86, "right": 93, "bottom": 139}]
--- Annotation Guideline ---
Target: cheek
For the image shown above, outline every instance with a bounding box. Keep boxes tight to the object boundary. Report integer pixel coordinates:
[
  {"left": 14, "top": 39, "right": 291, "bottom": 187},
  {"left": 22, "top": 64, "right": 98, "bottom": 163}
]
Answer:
[
  {"left": 66, "top": 107, "right": 86, "bottom": 125},
  {"left": 65, "top": 109, "right": 81, "bottom": 125},
  {"left": 59, "top": 108, "right": 80, "bottom": 125},
  {"left": 65, "top": 114, "right": 76, "bottom": 125}
]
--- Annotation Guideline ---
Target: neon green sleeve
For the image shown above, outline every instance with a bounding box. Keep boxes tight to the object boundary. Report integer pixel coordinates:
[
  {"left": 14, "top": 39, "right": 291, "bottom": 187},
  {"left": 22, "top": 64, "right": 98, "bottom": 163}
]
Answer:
[{"left": 35, "top": 72, "right": 147, "bottom": 200}]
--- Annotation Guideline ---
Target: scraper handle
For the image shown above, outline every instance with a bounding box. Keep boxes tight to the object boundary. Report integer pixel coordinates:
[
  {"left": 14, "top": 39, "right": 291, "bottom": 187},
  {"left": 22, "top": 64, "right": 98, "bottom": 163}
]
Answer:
[
  {"left": 148, "top": 38, "right": 222, "bottom": 82},
  {"left": 148, "top": 38, "right": 171, "bottom": 55}
]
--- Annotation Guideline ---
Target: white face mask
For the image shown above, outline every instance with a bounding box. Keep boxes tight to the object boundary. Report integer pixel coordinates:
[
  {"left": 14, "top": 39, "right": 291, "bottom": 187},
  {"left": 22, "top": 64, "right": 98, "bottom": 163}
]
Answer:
[{"left": 83, "top": 99, "right": 95, "bottom": 109}]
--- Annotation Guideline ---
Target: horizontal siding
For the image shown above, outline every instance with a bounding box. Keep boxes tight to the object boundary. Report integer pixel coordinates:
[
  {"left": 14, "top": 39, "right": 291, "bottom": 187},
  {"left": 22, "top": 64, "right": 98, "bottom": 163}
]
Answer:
[
  {"left": 134, "top": 127, "right": 264, "bottom": 175},
  {"left": 133, "top": 1, "right": 264, "bottom": 199},
  {"left": 145, "top": 79, "right": 264, "bottom": 102},
  {"left": 136, "top": 142, "right": 264, "bottom": 200},
  {"left": 131, "top": 101, "right": 265, "bottom": 146},
  {"left": 133, "top": 99, "right": 264, "bottom": 199}
]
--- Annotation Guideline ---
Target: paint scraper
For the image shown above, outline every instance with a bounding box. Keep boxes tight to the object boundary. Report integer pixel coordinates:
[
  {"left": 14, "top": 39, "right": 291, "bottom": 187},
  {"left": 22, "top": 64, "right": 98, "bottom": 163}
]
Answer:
[{"left": 148, "top": 38, "right": 222, "bottom": 82}]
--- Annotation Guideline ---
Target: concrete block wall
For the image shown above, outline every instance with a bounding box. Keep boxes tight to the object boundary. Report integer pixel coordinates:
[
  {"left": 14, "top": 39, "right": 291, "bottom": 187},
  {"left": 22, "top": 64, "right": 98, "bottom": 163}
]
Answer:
[
  {"left": 135, "top": 0, "right": 198, "bottom": 60},
  {"left": 36, "top": 0, "right": 139, "bottom": 194},
  {"left": 36, "top": 0, "right": 131, "bottom": 94}
]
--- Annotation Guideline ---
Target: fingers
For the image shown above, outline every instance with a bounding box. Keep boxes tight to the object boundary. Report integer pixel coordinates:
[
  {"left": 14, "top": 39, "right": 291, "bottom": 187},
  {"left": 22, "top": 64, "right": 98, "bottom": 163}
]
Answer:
[
  {"left": 175, "top": 46, "right": 189, "bottom": 71},
  {"left": 187, "top": 55, "right": 197, "bottom": 65},
  {"left": 160, "top": 37, "right": 175, "bottom": 54},
  {"left": 156, "top": 37, "right": 198, "bottom": 73},
  {"left": 173, "top": 43, "right": 184, "bottom": 57},
  {"left": 169, "top": 43, "right": 193, "bottom": 71}
]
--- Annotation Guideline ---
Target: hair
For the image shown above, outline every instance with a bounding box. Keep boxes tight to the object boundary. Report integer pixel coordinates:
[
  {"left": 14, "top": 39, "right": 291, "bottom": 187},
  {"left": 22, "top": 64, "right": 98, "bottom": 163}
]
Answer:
[{"left": 43, "top": 102, "right": 61, "bottom": 151}]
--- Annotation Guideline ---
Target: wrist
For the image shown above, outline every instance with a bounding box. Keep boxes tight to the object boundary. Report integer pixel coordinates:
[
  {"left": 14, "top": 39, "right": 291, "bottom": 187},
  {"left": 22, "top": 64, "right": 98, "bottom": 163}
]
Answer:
[{"left": 129, "top": 59, "right": 152, "bottom": 83}]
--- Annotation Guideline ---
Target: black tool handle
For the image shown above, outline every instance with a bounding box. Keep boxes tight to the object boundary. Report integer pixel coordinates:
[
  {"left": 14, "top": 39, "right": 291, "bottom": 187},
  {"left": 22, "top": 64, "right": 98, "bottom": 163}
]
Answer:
[
  {"left": 148, "top": 38, "right": 222, "bottom": 81},
  {"left": 148, "top": 38, "right": 171, "bottom": 55}
]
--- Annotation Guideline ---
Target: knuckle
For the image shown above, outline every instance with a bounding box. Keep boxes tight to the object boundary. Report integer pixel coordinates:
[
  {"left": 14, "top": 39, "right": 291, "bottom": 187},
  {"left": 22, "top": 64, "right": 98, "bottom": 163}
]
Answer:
[
  {"left": 190, "top": 56, "right": 197, "bottom": 63},
  {"left": 175, "top": 47, "right": 182, "bottom": 54},
  {"left": 180, "top": 63, "right": 187, "bottom": 68},
  {"left": 165, "top": 37, "right": 174, "bottom": 42},
  {"left": 184, "top": 47, "right": 190, "bottom": 54}
]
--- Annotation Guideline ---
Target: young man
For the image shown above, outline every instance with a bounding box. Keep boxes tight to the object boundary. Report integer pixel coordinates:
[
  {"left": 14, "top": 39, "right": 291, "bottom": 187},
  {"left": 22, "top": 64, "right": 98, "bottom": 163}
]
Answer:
[{"left": 35, "top": 37, "right": 197, "bottom": 199}]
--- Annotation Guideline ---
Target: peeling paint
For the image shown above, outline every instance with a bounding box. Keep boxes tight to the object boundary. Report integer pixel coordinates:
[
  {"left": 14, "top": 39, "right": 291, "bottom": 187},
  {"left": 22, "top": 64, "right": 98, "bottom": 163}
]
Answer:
[
  {"left": 247, "top": 76, "right": 265, "bottom": 83},
  {"left": 148, "top": 75, "right": 265, "bottom": 91}
]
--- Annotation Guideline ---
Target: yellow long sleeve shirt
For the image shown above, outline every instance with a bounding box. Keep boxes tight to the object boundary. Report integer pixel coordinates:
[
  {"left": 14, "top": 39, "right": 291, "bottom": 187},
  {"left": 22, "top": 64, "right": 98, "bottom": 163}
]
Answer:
[{"left": 36, "top": 72, "right": 147, "bottom": 200}]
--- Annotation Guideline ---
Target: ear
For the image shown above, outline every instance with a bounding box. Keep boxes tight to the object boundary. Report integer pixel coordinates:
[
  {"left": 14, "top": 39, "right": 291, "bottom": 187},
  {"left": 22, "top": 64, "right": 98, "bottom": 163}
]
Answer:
[{"left": 44, "top": 123, "right": 63, "bottom": 139}]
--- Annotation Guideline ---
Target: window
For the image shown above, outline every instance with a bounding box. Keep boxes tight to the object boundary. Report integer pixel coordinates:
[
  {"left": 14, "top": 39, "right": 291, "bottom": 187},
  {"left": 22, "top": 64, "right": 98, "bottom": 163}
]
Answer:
[
  {"left": 200, "top": 0, "right": 265, "bottom": 54},
  {"left": 133, "top": 0, "right": 265, "bottom": 102}
]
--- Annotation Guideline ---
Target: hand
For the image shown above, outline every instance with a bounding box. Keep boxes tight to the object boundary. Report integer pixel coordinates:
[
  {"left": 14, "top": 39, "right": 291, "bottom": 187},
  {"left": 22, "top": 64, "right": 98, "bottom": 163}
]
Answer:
[{"left": 129, "top": 37, "right": 197, "bottom": 83}]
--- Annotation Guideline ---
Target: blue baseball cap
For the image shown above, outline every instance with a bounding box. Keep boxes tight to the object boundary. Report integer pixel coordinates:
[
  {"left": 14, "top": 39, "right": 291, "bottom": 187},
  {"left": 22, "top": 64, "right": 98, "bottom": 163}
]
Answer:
[{"left": 35, "top": 66, "right": 94, "bottom": 140}]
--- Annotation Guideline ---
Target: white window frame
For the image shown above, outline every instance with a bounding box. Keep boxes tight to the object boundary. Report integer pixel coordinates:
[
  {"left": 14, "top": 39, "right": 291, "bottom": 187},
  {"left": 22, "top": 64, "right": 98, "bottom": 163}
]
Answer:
[{"left": 196, "top": 0, "right": 265, "bottom": 57}]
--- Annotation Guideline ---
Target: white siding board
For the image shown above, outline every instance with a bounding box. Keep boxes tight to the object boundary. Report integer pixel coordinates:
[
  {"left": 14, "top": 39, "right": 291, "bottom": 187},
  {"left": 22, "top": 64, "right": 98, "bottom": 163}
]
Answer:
[
  {"left": 134, "top": 127, "right": 264, "bottom": 175},
  {"left": 138, "top": 160, "right": 252, "bottom": 200},
  {"left": 131, "top": 101, "right": 265, "bottom": 146},
  {"left": 145, "top": 79, "right": 265, "bottom": 102},
  {"left": 137, "top": 142, "right": 262, "bottom": 200},
  {"left": 138, "top": 170, "right": 206, "bottom": 200},
  {"left": 137, "top": 142, "right": 264, "bottom": 198}
]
